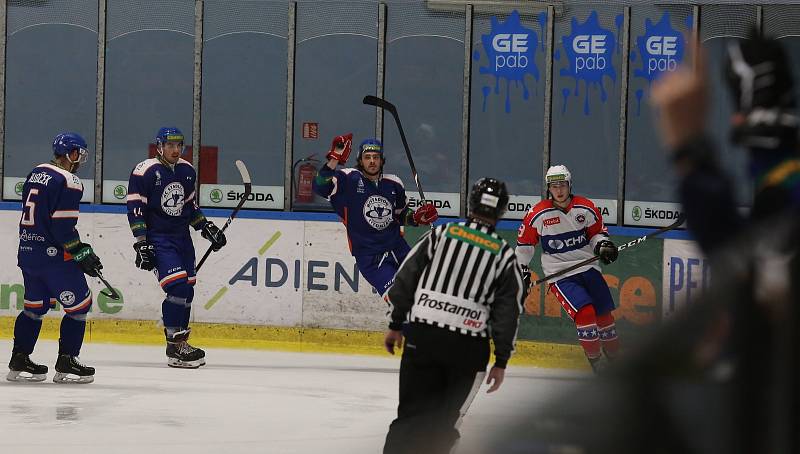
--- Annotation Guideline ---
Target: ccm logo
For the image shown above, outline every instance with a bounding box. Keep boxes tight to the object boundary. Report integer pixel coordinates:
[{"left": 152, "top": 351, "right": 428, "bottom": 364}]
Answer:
[{"left": 543, "top": 217, "right": 561, "bottom": 226}]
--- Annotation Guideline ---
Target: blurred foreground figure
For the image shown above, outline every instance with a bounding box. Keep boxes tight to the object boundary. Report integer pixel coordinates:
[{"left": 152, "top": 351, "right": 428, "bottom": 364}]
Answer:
[{"left": 478, "top": 32, "right": 799, "bottom": 454}]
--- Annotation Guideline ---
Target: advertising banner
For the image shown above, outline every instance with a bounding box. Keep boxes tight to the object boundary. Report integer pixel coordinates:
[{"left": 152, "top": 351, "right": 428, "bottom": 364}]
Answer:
[
  {"left": 301, "top": 221, "right": 389, "bottom": 331},
  {"left": 2, "top": 208, "right": 699, "bottom": 345},
  {"left": 661, "top": 238, "right": 709, "bottom": 319}
]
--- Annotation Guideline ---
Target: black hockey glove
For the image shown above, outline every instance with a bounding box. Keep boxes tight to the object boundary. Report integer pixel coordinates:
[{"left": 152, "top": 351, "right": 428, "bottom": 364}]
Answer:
[
  {"left": 594, "top": 239, "right": 618, "bottom": 265},
  {"left": 133, "top": 240, "right": 156, "bottom": 271},
  {"left": 201, "top": 221, "right": 227, "bottom": 252},
  {"left": 73, "top": 243, "right": 103, "bottom": 277},
  {"left": 520, "top": 264, "right": 532, "bottom": 292}
]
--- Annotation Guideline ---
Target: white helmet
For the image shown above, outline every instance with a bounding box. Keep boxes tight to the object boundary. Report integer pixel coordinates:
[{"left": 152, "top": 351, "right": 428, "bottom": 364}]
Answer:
[{"left": 545, "top": 165, "right": 572, "bottom": 186}]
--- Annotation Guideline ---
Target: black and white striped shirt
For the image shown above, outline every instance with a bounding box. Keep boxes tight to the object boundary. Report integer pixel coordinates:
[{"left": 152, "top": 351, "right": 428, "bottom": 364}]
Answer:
[{"left": 387, "top": 221, "right": 524, "bottom": 368}]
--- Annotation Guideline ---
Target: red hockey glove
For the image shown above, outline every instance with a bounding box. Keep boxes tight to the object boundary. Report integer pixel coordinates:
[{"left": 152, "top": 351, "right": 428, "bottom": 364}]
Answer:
[
  {"left": 325, "top": 133, "right": 353, "bottom": 164},
  {"left": 413, "top": 203, "right": 438, "bottom": 225}
]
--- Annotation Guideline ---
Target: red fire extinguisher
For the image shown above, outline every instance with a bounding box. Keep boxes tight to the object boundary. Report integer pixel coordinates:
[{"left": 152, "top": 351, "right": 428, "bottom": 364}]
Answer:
[{"left": 293, "top": 154, "right": 320, "bottom": 203}]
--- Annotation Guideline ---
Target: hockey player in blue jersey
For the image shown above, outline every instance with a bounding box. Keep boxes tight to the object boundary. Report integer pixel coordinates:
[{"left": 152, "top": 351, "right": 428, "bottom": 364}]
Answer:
[
  {"left": 127, "top": 127, "right": 226, "bottom": 368},
  {"left": 8, "top": 132, "right": 103, "bottom": 384},
  {"left": 313, "top": 133, "right": 439, "bottom": 298}
]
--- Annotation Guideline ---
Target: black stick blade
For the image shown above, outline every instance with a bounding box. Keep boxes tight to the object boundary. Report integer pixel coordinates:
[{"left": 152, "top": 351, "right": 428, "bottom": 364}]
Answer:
[{"left": 363, "top": 95, "right": 396, "bottom": 113}]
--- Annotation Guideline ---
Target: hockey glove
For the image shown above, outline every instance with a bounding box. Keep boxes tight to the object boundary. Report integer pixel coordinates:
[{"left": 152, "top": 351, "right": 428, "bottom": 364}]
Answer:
[
  {"left": 201, "top": 221, "right": 227, "bottom": 252},
  {"left": 594, "top": 239, "right": 619, "bottom": 265},
  {"left": 413, "top": 203, "right": 439, "bottom": 225},
  {"left": 133, "top": 240, "right": 156, "bottom": 271},
  {"left": 325, "top": 133, "right": 353, "bottom": 165},
  {"left": 73, "top": 243, "right": 103, "bottom": 277},
  {"left": 520, "top": 265, "right": 532, "bottom": 292}
]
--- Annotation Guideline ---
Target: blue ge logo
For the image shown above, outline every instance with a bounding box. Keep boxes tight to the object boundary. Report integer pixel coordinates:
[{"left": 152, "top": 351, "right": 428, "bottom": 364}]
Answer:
[
  {"left": 630, "top": 12, "right": 689, "bottom": 115},
  {"left": 558, "top": 11, "right": 618, "bottom": 115},
  {"left": 476, "top": 10, "right": 545, "bottom": 113},
  {"left": 633, "top": 12, "right": 685, "bottom": 82}
]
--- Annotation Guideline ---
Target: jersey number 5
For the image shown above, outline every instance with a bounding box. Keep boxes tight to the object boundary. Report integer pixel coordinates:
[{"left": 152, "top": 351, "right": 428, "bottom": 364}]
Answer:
[{"left": 20, "top": 188, "right": 39, "bottom": 227}]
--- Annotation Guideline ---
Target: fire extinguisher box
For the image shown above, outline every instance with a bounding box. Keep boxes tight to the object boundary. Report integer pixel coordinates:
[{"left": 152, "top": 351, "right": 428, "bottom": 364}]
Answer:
[{"left": 295, "top": 161, "right": 317, "bottom": 203}]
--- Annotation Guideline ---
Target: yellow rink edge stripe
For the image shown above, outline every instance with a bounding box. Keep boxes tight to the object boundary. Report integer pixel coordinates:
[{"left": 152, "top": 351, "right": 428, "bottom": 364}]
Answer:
[{"left": 0, "top": 317, "right": 589, "bottom": 370}]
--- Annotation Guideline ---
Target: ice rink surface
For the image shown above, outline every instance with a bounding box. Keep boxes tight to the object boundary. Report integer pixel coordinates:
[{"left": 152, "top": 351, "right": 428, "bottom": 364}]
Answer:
[{"left": 0, "top": 341, "right": 588, "bottom": 454}]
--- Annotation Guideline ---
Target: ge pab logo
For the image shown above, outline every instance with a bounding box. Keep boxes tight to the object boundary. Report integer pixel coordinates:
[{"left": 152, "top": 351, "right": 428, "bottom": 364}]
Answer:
[
  {"left": 645, "top": 36, "right": 679, "bottom": 74},
  {"left": 492, "top": 33, "right": 530, "bottom": 70},
  {"left": 572, "top": 35, "right": 608, "bottom": 72}
]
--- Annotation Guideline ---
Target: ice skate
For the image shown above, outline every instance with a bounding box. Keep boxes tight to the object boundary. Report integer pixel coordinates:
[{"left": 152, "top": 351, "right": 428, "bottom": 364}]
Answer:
[
  {"left": 166, "top": 329, "right": 206, "bottom": 369},
  {"left": 53, "top": 354, "right": 95, "bottom": 384},
  {"left": 7, "top": 352, "right": 48, "bottom": 382}
]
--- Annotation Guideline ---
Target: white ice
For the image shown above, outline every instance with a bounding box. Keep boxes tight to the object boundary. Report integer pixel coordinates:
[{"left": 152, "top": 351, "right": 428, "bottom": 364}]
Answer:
[{"left": 0, "top": 341, "right": 588, "bottom": 453}]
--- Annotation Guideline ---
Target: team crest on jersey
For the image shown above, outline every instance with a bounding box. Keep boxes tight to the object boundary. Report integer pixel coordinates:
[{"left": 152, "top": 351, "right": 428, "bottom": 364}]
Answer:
[
  {"left": 576, "top": 214, "right": 586, "bottom": 223},
  {"left": 161, "top": 182, "right": 185, "bottom": 216},
  {"left": 59, "top": 291, "right": 75, "bottom": 306},
  {"left": 46, "top": 247, "right": 58, "bottom": 257},
  {"left": 363, "top": 195, "right": 393, "bottom": 230}
]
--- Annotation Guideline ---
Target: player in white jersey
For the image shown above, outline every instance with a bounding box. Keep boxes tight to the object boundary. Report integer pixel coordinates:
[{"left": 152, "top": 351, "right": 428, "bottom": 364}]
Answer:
[{"left": 516, "top": 165, "right": 620, "bottom": 373}]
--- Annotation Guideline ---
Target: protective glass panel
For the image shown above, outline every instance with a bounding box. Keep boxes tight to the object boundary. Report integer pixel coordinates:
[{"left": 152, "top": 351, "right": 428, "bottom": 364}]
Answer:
[{"left": 4, "top": 0, "right": 98, "bottom": 202}]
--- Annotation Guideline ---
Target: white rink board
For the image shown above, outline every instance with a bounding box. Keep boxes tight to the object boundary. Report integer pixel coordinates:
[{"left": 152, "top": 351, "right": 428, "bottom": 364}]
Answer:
[
  {"left": 1, "top": 211, "right": 391, "bottom": 329},
  {"left": 300, "top": 221, "right": 388, "bottom": 331},
  {"left": 190, "top": 218, "right": 304, "bottom": 326}
]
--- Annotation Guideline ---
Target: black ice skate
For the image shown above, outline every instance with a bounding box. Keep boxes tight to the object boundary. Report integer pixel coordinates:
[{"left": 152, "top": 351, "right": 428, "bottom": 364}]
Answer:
[
  {"left": 588, "top": 356, "right": 608, "bottom": 375},
  {"left": 53, "top": 354, "right": 95, "bottom": 384},
  {"left": 166, "top": 329, "right": 206, "bottom": 369},
  {"left": 7, "top": 352, "right": 48, "bottom": 382}
]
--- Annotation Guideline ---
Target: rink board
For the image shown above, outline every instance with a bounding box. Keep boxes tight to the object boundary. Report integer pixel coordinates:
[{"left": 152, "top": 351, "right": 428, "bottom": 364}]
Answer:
[{"left": 0, "top": 206, "right": 703, "bottom": 367}]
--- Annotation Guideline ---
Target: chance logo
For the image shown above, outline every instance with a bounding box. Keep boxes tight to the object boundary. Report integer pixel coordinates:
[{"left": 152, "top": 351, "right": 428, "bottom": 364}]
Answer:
[
  {"left": 559, "top": 11, "right": 618, "bottom": 115},
  {"left": 363, "top": 195, "right": 393, "bottom": 230},
  {"left": 476, "top": 10, "right": 545, "bottom": 113}
]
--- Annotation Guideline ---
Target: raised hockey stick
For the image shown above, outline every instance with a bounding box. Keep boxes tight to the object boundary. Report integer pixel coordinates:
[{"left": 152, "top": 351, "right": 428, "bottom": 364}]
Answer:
[
  {"left": 96, "top": 269, "right": 121, "bottom": 300},
  {"left": 363, "top": 95, "right": 435, "bottom": 229},
  {"left": 195, "top": 160, "right": 252, "bottom": 272},
  {"left": 533, "top": 214, "right": 687, "bottom": 285}
]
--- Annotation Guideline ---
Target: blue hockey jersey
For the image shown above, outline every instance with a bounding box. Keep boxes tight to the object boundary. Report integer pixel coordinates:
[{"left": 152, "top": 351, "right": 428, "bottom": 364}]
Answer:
[
  {"left": 17, "top": 163, "right": 84, "bottom": 268},
  {"left": 313, "top": 165, "right": 414, "bottom": 256},
  {"left": 127, "top": 158, "right": 207, "bottom": 238}
]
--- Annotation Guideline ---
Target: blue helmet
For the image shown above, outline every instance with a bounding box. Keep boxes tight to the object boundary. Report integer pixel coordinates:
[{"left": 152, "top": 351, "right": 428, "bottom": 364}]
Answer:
[
  {"left": 155, "top": 127, "right": 184, "bottom": 147},
  {"left": 52, "top": 132, "right": 88, "bottom": 157},
  {"left": 358, "top": 138, "right": 383, "bottom": 160}
]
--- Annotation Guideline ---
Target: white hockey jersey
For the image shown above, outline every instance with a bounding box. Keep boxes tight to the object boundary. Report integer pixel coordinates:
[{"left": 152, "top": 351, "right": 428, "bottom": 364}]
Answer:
[{"left": 515, "top": 196, "right": 609, "bottom": 283}]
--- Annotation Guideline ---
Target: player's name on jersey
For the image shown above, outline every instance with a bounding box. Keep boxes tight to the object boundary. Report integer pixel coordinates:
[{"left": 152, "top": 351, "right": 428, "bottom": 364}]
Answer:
[
  {"left": 27, "top": 172, "right": 54, "bottom": 186},
  {"left": 4, "top": 176, "right": 93, "bottom": 203}
]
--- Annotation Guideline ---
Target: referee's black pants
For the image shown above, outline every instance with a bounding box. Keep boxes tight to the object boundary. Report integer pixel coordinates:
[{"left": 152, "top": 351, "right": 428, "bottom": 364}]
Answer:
[{"left": 384, "top": 323, "right": 490, "bottom": 454}]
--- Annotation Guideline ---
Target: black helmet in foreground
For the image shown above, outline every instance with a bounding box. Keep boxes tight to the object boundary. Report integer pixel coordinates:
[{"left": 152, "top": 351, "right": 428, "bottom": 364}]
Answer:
[{"left": 468, "top": 178, "right": 509, "bottom": 224}]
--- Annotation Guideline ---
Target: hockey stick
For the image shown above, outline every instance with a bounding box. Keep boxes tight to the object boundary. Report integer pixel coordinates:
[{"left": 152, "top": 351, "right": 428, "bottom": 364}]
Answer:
[
  {"left": 533, "top": 214, "right": 687, "bottom": 285},
  {"left": 363, "top": 95, "right": 436, "bottom": 229},
  {"left": 196, "top": 160, "right": 252, "bottom": 272},
  {"left": 96, "top": 269, "right": 121, "bottom": 300}
]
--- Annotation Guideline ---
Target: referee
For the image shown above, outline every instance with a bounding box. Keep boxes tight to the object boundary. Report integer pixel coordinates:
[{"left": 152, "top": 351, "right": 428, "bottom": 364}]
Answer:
[{"left": 382, "top": 178, "right": 524, "bottom": 454}]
